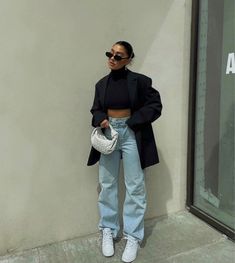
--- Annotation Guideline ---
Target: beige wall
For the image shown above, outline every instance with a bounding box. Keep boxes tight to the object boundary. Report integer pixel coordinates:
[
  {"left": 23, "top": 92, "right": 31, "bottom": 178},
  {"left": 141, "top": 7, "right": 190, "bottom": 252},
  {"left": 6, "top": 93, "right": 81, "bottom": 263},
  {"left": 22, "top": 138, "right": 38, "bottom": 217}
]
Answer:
[{"left": 0, "top": 0, "right": 192, "bottom": 255}]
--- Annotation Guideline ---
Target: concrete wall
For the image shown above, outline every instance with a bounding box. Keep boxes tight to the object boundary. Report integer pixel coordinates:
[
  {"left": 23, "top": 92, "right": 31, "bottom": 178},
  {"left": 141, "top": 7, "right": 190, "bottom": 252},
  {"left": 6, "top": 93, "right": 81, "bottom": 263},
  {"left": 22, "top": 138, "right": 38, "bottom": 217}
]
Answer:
[{"left": 0, "top": 0, "right": 192, "bottom": 255}]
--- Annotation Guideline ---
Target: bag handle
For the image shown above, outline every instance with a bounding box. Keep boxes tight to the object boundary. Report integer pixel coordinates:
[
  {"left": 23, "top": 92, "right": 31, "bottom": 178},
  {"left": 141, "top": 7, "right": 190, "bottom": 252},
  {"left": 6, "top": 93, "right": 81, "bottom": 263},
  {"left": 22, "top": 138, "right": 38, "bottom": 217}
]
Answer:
[{"left": 109, "top": 124, "right": 118, "bottom": 138}]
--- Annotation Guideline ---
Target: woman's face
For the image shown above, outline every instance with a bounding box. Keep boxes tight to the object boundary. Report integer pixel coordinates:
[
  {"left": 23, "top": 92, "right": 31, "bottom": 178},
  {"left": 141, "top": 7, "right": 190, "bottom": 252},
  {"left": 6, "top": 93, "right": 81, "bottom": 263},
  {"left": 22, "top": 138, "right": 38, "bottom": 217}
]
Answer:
[{"left": 107, "top": 44, "right": 130, "bottom": 70}]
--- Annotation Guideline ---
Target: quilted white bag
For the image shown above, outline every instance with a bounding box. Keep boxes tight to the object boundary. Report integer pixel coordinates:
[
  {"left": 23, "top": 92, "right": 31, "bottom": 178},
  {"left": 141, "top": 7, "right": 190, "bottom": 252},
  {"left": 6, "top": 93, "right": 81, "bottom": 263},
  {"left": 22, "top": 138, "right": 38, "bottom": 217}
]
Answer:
[{"left": 91, "top": 124, "right": 118, "bottom": 154}]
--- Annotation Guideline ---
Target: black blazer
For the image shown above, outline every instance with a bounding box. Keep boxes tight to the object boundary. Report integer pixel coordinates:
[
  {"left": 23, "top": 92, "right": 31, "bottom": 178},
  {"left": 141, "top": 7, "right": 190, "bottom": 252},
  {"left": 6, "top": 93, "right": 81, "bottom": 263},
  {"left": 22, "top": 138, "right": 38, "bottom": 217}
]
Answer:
[{"left": 87, "top": 69, "right": 162, "bottom": 169}]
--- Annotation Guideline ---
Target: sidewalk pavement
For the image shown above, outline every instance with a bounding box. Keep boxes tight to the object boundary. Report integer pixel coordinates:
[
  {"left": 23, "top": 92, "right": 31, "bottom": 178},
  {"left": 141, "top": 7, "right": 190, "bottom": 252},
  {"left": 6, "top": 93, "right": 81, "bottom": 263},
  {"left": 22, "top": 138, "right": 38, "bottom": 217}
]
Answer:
[{"left": 0, "top": 210, "right": 234, "bottom": 263}]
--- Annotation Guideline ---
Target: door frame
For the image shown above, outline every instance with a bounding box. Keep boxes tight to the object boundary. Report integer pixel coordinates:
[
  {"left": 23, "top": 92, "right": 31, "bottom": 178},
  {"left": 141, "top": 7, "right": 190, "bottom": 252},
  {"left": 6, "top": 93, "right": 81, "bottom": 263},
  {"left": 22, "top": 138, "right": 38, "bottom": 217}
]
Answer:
[{"left": 186, "top": 0, "right": 235, "bottom": 241}]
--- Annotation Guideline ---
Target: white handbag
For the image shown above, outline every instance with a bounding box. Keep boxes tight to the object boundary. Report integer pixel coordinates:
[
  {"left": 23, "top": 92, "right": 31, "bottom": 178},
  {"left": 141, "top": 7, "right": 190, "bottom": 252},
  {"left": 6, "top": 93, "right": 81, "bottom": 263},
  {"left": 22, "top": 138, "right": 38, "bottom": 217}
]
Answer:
[{"left": 91, "top": 124, "right": 118, "bottom": 154}]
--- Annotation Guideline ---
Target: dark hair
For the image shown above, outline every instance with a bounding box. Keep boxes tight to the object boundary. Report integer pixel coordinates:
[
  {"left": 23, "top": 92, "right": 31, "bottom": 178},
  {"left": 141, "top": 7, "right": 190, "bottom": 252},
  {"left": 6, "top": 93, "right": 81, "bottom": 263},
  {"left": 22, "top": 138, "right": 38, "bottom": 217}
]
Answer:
[{"left": 115, "top": 41, "right": 135, "bottom": 59}]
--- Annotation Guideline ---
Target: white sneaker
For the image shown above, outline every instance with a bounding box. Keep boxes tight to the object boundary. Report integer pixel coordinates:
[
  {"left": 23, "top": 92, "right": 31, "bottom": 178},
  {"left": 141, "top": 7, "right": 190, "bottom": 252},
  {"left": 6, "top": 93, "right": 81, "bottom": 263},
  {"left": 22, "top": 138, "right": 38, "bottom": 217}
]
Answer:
[
  {"left": 102, "top": 228, "right": 114, "bottom": 257},
  {"left": 122, "top": 236, "right": 139, "bottom": 262}
]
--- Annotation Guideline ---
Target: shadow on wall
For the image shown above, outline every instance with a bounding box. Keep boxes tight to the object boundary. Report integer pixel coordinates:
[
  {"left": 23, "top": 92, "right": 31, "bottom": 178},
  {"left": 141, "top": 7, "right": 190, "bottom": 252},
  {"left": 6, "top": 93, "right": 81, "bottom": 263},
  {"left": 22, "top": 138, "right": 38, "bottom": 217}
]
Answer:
[
  {"left": 145, "top": 150, "right": 172, "bottom": 217},
  {"left": 109, "top": 0, "right": 175, "bottom": 71},
  {"left": 144, "top": 149, "right": 172, "bottom": 244}
]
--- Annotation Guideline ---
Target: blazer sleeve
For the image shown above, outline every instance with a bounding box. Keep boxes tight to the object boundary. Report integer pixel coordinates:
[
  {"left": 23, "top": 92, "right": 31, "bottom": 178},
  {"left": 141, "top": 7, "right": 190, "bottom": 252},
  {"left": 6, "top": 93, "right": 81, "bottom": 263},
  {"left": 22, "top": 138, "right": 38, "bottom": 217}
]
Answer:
[
  {"left": 126, "top": 77, "right": 162, "bottom": 131},
  {"left": 90, "top": 83, "right": 108, "bottom": 127}
]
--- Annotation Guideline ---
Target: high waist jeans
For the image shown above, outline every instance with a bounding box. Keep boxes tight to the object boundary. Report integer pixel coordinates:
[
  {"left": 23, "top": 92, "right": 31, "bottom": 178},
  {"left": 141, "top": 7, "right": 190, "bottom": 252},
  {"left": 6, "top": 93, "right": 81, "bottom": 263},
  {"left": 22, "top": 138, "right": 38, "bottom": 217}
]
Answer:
[{"left": 98, "top": 117, "right": 146, "bottom": 241}]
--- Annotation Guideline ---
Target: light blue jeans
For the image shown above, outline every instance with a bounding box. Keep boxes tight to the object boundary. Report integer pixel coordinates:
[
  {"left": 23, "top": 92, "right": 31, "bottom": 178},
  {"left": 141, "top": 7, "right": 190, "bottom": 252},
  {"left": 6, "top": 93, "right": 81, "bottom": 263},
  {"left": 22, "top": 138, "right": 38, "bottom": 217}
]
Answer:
[{"left": 98, "top": 117, "right": 146, "bottom": 241}]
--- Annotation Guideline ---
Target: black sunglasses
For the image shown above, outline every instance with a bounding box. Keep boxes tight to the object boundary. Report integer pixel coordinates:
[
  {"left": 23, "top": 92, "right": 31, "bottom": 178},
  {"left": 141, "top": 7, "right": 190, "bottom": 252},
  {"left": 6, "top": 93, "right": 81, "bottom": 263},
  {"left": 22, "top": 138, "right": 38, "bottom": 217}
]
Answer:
[{"left": 105, "top": 51, "right": 129, "bottom": 61}]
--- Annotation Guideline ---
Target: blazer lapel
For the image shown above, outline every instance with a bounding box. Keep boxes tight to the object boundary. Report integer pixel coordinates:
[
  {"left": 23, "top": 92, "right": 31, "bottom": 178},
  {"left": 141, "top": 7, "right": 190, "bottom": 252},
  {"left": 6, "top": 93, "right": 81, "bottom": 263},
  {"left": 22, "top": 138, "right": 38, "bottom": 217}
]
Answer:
[
  {"left": 99, "top": 75, "right": 109, "bottom": 109},
  {"left": 127, "top": 70, "right": 138, "bottom": 109}
]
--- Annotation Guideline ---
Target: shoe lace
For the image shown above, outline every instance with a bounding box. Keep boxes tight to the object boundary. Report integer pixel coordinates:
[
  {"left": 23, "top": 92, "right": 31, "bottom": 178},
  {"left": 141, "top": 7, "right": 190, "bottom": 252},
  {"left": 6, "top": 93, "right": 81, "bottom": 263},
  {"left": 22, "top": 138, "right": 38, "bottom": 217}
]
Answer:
[
  {"left": 103, "top": 229, "right": 113, "bottom": 244},
  {"left": 125, "top": 237, "right": 139, "bottom": 250}
]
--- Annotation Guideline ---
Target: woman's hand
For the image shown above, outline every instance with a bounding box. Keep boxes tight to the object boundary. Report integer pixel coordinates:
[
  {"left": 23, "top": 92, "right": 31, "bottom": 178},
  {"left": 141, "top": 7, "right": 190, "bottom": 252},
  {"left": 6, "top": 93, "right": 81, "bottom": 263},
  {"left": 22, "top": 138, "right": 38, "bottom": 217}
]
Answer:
[{"left": 100, "top": 119, "right": 109, "bottom": 128}]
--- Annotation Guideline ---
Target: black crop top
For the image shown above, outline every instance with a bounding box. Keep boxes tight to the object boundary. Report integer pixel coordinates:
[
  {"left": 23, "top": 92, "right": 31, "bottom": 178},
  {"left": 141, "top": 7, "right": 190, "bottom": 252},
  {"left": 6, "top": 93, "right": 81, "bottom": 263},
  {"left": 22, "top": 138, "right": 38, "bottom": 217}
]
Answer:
[{"left": 105, "top": 67, "right": 131, "bottom": 109}]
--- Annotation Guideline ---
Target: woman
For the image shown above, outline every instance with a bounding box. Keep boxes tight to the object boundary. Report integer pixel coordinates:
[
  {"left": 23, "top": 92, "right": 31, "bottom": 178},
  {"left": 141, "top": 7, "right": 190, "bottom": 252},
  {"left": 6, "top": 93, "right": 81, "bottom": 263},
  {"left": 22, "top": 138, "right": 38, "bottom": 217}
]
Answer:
[{"left": 87, "top": 41, "right": 162, "bottom": 262}]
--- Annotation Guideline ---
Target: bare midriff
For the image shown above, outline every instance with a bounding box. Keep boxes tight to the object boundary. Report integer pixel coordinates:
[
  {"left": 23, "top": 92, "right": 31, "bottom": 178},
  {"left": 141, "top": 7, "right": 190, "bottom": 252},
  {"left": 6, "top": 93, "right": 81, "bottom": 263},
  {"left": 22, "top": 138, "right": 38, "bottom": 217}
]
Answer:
[{"left": 107, "top": 108, "right": 131, "bottom": 118}]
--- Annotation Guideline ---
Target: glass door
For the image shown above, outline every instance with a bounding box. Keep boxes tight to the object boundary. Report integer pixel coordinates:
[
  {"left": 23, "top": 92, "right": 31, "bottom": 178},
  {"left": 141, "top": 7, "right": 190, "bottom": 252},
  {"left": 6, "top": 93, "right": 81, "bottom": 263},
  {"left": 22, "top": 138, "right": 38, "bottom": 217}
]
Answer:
[{"left": 188, "top": 0, "right": 235, "bottom": 240}]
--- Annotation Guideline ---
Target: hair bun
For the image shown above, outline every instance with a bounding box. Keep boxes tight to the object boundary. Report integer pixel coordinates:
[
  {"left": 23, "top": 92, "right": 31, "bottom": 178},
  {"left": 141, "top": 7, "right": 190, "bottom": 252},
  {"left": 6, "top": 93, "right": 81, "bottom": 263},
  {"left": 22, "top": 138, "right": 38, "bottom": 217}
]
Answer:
[{"left": 115, "top": 41, "right": 134, "bottom": 59}]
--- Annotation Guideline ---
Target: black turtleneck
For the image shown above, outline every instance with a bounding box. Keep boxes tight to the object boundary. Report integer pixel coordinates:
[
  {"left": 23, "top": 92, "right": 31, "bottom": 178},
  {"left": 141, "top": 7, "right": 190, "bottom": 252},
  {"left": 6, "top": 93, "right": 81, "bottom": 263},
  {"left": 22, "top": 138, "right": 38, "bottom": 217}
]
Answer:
[{"left": 105, "top": 67, "right": 131, "bottom": 109}]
